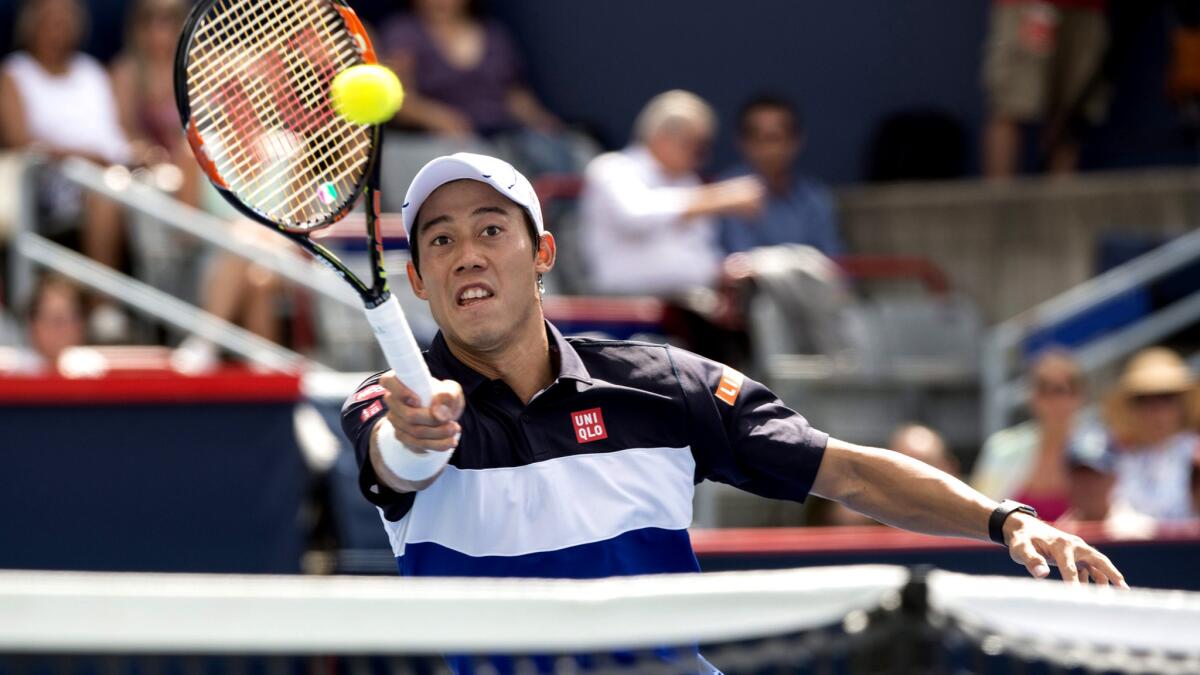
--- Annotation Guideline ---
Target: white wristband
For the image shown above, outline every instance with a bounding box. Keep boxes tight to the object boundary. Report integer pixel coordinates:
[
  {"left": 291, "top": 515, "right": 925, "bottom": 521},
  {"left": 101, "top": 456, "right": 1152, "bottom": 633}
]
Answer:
[{"left": 375, "top": 418, "right": 455, "bottom": 482}]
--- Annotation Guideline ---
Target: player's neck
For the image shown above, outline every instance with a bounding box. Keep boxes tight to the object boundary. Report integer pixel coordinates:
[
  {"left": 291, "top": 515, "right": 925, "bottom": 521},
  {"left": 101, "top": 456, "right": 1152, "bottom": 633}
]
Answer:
[{"left": 446, "top": 315, "right": 553, "bottom": 405}]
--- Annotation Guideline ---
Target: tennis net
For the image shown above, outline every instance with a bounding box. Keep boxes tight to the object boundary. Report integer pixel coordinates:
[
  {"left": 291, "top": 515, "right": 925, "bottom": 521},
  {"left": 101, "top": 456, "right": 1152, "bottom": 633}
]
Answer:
[{"left": 0, "top": 565, "right": 1196, "bottom": 675}]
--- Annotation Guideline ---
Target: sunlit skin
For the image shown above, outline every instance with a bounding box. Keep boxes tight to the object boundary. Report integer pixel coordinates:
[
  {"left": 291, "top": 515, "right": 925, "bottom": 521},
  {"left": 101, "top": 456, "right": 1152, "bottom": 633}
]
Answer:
[{"left": 405, "top": 179, "right": 556, "bottom": 403}]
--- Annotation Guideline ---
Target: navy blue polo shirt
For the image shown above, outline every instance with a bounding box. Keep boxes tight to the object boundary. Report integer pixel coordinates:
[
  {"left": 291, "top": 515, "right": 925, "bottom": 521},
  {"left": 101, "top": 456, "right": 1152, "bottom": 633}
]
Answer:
[{"left": 340, "top": 321, "right": 828, "bottom": 579}]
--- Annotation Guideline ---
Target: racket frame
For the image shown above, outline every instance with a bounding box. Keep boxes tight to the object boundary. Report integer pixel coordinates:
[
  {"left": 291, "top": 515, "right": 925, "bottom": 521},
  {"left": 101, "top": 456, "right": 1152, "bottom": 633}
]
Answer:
[{"left": 173, "top": 0, "right": 392, "bottom": 308}]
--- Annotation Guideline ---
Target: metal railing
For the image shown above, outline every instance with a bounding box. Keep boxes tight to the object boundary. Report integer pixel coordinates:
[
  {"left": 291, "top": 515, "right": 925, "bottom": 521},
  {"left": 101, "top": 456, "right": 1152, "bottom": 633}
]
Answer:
[
  {"left": 982, "top": 222, "right": 1200, "bottom": 435},
  {"left": 8, "top": 155, "right": 371, "bottom": 372}
]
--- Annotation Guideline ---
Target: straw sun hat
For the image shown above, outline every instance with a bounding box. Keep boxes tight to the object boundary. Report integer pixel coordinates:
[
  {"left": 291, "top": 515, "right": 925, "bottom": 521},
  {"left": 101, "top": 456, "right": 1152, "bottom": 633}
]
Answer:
[{"left": 1104, "top": 347, "right": 1200, "bottom": 445}]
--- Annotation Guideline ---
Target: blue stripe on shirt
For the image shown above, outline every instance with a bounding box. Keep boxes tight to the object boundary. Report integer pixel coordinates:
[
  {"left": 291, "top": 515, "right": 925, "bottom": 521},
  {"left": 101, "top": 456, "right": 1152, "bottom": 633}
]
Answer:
[{"left": 396, "top": 527, "right": 700, "bottom": 578}]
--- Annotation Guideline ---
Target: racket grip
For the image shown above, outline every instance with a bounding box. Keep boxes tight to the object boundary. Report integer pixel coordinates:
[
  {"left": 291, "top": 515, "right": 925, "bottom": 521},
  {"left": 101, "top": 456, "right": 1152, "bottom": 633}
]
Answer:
[{"left": 363, "top": 295, "right": 435, "bottom": 406}]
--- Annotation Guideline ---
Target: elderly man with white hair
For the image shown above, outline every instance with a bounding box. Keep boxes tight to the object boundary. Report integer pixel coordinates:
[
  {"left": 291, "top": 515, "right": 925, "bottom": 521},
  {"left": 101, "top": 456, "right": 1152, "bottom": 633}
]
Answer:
[{"left": 580, "top": 90, "right": 765, "bottom": 296}]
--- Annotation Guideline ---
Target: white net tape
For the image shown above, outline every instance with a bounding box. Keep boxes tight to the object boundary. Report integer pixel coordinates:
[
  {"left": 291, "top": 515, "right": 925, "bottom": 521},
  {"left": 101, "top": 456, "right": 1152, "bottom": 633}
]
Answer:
[
  {"left": 928, "top": 569, "right": 1200, "bottom": 674},
  {"left": 0, "top": 566, "right": 906, "bottom": 654},
  {"left": 2, "top": 565, "right": 1199, "bottom": 674}
]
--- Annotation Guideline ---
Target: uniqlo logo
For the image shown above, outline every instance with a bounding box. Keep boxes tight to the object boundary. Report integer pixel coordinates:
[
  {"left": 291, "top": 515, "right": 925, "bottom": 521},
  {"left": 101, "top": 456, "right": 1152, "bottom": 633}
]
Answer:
[{"left": 571, "top": 407, "right": 608, "bottom": 444}]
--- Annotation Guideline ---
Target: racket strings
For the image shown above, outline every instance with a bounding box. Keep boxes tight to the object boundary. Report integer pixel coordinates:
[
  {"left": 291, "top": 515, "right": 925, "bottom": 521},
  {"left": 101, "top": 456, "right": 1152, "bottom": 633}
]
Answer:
[
  {"left": 185, "top": 0, "right": 372, "bottom": 229},
  {"left": 197, "top": 0, "right": 361, "bottom": 208}
]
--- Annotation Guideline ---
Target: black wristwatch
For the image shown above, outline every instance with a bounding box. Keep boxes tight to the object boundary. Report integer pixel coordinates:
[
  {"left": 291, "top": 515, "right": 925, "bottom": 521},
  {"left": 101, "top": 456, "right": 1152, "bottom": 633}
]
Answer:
[{"left": 989, "top": 499, "right": 1038, "bottom": 545}]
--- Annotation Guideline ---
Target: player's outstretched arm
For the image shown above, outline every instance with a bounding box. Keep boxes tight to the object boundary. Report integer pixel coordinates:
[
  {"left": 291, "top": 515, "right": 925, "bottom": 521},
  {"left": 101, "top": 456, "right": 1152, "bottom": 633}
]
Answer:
[
  {"left": 810, "top": 438, "right": 1128, "bottom": 587},
  {"left": 369, "top": 373, "right": 465, "bottom": 493}
]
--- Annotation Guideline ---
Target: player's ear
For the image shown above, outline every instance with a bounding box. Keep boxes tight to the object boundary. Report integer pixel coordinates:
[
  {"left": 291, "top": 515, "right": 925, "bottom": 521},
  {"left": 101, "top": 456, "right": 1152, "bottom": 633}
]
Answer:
[
  {"left": 535, "top": 231, "right": 556, "bottom": 275},
  {"left": 406, "top": 261, "right": 428, "bottom": 300}
]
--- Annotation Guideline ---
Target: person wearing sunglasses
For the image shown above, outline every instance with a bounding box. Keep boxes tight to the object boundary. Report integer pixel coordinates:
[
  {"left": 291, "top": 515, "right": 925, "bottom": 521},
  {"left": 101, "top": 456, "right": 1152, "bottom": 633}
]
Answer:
[
  {"left": 1102, "top": 347, "right": 1200, "bottom": 521},
  {"left": 971, "top": 349, "right": 1104, "bottom": 521}
]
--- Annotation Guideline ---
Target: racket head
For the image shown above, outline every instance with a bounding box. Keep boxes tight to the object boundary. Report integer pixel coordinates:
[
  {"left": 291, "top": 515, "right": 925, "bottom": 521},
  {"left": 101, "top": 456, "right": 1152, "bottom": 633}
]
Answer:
[{"left": 175, "top": 0, "right": 379, "bottom": 234}]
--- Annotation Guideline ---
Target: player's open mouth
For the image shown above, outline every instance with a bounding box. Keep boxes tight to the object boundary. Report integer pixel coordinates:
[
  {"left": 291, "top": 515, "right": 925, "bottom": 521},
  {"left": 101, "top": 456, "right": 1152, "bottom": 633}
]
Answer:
[{"left": 456, "top": 284, "right": 495, "bottom": 307}]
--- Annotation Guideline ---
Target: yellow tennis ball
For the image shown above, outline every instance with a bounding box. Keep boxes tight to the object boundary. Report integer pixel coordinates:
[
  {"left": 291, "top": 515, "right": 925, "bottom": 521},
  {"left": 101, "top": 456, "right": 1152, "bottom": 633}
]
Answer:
[{"left": 330, "top": 64, "right": 405, "bottom": 126}]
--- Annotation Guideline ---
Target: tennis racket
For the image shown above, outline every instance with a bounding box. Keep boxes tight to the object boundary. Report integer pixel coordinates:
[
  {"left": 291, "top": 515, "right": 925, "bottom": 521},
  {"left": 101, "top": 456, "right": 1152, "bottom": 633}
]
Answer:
[{"left": 174, "top": 0, "right": 433, "bottom": 404}]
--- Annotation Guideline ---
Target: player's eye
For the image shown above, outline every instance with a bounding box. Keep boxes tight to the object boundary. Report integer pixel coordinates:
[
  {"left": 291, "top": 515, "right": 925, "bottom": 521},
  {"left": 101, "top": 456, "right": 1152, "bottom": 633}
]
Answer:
[
  {"left": 429, "top": 234, "right": 451, "bottom": 247},
  {"left": 481, "top": 225, "right": 503, "bottom": 237}
]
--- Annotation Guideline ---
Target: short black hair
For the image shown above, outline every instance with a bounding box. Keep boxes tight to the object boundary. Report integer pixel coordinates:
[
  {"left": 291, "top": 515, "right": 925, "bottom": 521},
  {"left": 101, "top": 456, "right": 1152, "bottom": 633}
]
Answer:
[
  {"left": 737, "top": 94, "right": 803, "bottom": 138},
  {"left": 408, "top": 207, "right": 541, "bottom": 277}
]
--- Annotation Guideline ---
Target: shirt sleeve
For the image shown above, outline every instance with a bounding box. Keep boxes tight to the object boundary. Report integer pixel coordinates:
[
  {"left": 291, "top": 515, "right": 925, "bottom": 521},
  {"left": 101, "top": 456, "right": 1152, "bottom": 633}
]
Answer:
[
  {"left": 582, "top": 153, "right": 695, "bottom": 236},
  {"left": 669, "top": 347, "right": 827, "bottom": 502},
  {"left": 339, "top": 372, "right": 417, "bottom": 517}
]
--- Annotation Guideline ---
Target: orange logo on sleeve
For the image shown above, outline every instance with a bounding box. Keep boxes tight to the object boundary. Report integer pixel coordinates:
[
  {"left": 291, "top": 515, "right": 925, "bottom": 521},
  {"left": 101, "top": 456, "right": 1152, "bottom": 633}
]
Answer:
[{"left": 715, "top": 366, "right": 744, "bottom": 406}]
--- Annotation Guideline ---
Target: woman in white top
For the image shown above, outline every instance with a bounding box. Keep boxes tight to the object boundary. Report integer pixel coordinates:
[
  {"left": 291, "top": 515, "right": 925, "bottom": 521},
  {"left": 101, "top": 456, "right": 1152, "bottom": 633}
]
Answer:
[
  {"left": 1103, "top": 347, "right": 1200, "bottom": 521},
  {"left": 0, "top": 0, "right": 130, "bottom": 337}
]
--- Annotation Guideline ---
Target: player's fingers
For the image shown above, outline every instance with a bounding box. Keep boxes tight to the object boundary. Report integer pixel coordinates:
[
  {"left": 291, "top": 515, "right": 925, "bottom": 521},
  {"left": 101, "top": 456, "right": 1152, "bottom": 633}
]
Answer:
[
  {"left": 394, "top": 430, "right": 457, "bottom": 453},
  {"left": 1010, "top": 538, "right": 1050, "bottom": 579},
  {"left": 389, "top": 423, "right": 459, "bottom": 452},
  {"left": 384, "top": 392, "right": 443, "bottom": 427},
  {"left": 1082, "top": 550, "right": 1127, "bottom": 589},
  {"left": 379, "top": 373, "right": 420, "bottom": 406},
  {"left": 1052, "top": 541, "right": 1080, "bottom": 584},
  {"left": 401, "top": 419, "right": 461, "bottom": 442},
  {"left": 430, "top": 380, "right": 465, "bottom": 422},
  {"left": 1078, "top": 564, "right": 1090, "bottom": 585},
  {"left": 1083, "top": 562, "right": 1109, "bottom": 586}
]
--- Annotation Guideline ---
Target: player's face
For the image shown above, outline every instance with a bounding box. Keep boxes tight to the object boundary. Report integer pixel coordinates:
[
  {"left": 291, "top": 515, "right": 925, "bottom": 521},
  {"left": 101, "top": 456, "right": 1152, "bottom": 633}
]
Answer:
[{"left": 407, "top": 180, "right": 554, "bottom": 352}]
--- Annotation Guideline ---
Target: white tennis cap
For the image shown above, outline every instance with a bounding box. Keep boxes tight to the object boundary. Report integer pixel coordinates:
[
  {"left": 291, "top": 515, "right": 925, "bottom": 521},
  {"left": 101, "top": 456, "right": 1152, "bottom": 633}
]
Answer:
[{"left": 401, "top": 153, "right": 544, "bottom": 240}]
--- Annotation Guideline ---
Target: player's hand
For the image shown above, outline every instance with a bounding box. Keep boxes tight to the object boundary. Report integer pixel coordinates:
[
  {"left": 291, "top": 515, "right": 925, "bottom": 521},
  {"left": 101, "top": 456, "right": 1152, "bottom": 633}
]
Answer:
[
  {"left": 1003, "top": 513, "right": 1128, "bottom": 587},
  {"left": 379, "top": 372, "right": 465, "bottom": 452}
]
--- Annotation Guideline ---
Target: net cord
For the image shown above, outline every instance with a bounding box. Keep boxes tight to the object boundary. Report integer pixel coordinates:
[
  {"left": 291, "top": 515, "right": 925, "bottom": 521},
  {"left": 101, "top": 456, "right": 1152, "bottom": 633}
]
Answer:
[
  {"left": 928, "top": 569, "right": 1200, "bottom": 658},
  {"left": 0, "top": 566, "right": 907, "bottom": 655}
]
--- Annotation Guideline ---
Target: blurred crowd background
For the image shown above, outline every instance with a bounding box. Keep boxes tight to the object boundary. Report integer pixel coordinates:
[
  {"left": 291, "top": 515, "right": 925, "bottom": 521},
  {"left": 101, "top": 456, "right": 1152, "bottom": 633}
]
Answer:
[{"left": 1, "top": 0, "right": 1199, "bottom": 566}]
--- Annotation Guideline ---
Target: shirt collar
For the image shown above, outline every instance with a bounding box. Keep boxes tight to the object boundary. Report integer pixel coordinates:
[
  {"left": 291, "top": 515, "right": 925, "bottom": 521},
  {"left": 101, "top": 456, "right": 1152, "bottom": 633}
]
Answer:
[{"left": 426, "top": 320, "right": 592, "bottom": 397}]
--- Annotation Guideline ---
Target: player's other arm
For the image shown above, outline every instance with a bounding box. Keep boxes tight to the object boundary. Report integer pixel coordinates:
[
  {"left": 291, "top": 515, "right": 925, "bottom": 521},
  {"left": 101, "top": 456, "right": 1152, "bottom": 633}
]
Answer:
[
  {"left": 370, "top": 373, "right": 465, "bottom": 493},
  {"left": 811, "top": 439, "right": 1127, "bottom": 587}
]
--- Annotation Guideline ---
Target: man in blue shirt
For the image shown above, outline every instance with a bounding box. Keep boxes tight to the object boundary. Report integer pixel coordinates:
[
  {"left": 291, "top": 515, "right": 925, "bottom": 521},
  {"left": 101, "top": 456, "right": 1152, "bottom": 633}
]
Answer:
[
  {"left": 718, "top": 95, "right": 842, "bottom": 256},
  {"left": 341, "top": 152, "right": 1123, "bottom": 591}
]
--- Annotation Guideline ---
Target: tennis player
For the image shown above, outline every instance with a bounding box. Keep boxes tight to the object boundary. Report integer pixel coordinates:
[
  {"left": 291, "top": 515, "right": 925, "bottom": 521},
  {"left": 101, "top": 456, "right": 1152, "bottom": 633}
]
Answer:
[{"left": 341, "top": 152, "right": 1126, "bottom": 590}]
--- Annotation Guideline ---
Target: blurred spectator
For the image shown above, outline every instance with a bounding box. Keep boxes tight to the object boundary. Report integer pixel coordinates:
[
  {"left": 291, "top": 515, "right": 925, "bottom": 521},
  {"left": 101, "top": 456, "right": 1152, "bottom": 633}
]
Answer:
[
  {"left": 171, "top": 219, "right": 286, "bottom": 374},
  {"left": 818, "top": 423, "right": 956, "bottom": 527},
  {"left": 971, "top": 349, "right": 1104, "bottom": 521},
  {"left": 1103, "top": 347, "right": 1200, "bottom": 521},
  {"left": 110, "top": 0, "right": 199, "bottom": 206},
  {"left": 718, "top": 94, "right": 842, "bottom": 256},
  {"left": 1056, "top": 446, "right": 1155, "bottom": 538},
  {"left": 0, "top": 0, "right": 131, "bottom": 340},
  {"left": 580, "top": 90, "right": 764, "bottom": 297},
  {"left": 1062, "top": 452, "right": 1116, "bottom": 523},
  {"left": 891, "top": 423, "right": 959, "bottom": 477},
  {"left": 0, "top": 273, "right": 85, "bottom": 374},
  {"left": 380, "top": 0, "right": 586, "bottom": 176},
  {"left": 981, "top": 0, "right": 1110, "bottom": 177}
]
